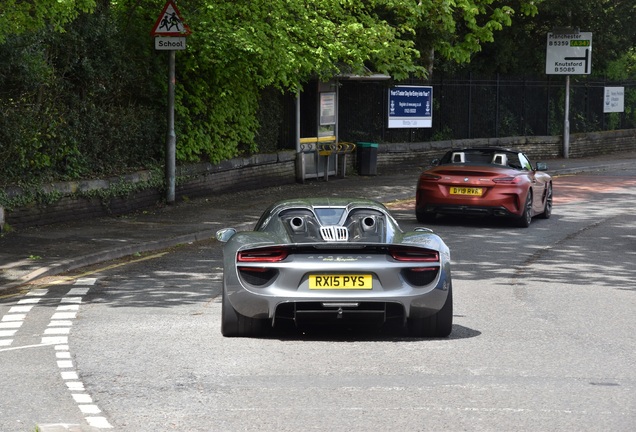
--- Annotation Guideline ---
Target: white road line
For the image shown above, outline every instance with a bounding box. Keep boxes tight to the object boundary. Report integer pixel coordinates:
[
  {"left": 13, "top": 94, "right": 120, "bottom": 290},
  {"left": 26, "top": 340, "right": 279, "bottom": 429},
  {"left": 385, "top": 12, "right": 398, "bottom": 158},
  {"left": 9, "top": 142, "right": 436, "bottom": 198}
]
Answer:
[
  {"left": 41, "top": 336, "right": 68, "bottom": 345},
  {"left": 56, "top": 305, "right": 80, "bottom": 312},
  {"left": 0, "top": 329, "right": 17, "bottom": 337},
  {"left": 48, "top": 320, "right": 73, "bottom": 327},
  {"left": 57, "top": 360, "right": 73, "bottom": 368},
  {"left": 2, "top": 314, "right": 26, "bottom": 321},
  {"left": 56, "top": 351, "right": 71, "bottom": 359},
  {"left": 52, "top": 312, "right": 77, "bottom": 320},
  {"left": 74, "top": 278, "right": 97, "bottom": 286},
  {"left": 0, "top": 321, "right": 23, "bottom": 328},
  {"left": 68, "top": 287, "right": 91, "bottom": 294},
  {"left": 61, "top": 296, "right": 83, "bottom": 304},
  {"left": 0, "top": 294, "right": 37, "bottom": 347},
  {"left": 2, "top": 282, "right": 112, "bottom": 429},
  {"left": 0, "top": 342, "right": 58, "bottom": 352},
  {"left": 79, "top": 405, "right": 101, "bottom": 414},
  {"left": 72, "top": 394, "right": 92, "bottom": 403},
  {"left": 45, "top": 327, "right": 71, "bottom": 335},
  {"left": 66, "top": 382, "right": 85, "bottom": 391},
  {"left": 49, "top": 280, "right": 113, "bottom": 429},
  {"left": 86, "top": 417, "right": 112, "bottom": 429},
  {"left": 8, "top": 305, "right": 33, "bottom": 313},
  {"left": 61, "top": 371, "right": 79, "bottom": 380},
  {"left": 18, "top": 297, "right": 42, "bottom": 304}
]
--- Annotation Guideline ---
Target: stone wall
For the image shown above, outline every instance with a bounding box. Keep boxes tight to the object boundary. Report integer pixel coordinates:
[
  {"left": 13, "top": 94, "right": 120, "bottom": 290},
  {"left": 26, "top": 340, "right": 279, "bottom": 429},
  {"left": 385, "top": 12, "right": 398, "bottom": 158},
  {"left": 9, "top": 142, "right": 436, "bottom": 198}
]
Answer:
[{"left": 3, "top": 129, "right": 635, "bottom": 229}]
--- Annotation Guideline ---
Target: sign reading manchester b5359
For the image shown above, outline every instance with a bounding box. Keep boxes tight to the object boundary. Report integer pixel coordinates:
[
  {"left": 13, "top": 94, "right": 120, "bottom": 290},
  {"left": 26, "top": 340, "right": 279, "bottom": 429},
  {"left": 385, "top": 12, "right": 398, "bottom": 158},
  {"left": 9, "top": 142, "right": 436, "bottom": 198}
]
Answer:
[{"left": 545, "top": 32, "right": 592, "bottom": 75}]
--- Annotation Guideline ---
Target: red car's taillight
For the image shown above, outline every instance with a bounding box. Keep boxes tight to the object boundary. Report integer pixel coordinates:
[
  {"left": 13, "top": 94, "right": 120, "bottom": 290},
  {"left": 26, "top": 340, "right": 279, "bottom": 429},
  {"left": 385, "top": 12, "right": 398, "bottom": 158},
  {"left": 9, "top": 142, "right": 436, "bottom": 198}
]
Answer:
[
  {"left": 492, "top": 175, "right": 522, "bottom": 184},
  {"left": 419, "top": 173, "right": 441, "bottom": 181},
  {"left": 389, "top": 247, "right": 439, "bottom": 262},
  {"left": 237, "top": 247, "right": 289, "bottom": 262}
]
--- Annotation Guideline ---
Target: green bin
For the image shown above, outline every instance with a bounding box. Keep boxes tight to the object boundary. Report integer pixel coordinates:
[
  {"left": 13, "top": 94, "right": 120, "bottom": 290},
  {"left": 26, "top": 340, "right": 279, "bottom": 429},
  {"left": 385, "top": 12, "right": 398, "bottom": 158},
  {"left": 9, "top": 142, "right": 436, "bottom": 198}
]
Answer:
[{"left": 356, "top": 142, "right": 378, "bottom": 176}]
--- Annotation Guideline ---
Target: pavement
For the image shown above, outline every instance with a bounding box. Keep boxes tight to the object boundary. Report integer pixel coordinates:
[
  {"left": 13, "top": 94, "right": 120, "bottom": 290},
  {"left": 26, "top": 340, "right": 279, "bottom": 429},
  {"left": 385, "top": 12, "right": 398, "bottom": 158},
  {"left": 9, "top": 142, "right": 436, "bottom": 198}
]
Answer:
[{"left": 1, "top": 151, "right": 635, "bottom": 294}]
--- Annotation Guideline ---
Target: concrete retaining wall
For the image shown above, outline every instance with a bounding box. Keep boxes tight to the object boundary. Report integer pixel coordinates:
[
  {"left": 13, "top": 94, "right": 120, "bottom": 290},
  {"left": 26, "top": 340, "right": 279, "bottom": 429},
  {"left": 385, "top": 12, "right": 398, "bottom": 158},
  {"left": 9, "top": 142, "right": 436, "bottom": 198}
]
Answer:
[{"left": 3, "top": 129, "right": 635, "bottom": 229}]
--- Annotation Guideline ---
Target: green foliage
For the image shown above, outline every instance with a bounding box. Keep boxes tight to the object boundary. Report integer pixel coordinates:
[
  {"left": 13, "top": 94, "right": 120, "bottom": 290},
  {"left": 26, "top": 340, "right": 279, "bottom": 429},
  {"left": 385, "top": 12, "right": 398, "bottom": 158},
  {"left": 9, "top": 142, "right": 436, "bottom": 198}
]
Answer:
[
  {"left": 255, "top": 88, "right": 286, "bottom": 153},
  {"left": 0, "top": 0, "right": 96, "bottom": 43},
  {"left": 0, "top": 180, "right": 64, "bottom": 211},
  {"left": 606, "top": 48, "right": 636, "bottom": 80},
  {"left": 170, "top": 0, "right": 429, "bottom": 162},
  {"left": 459, "top": 0, "right": 636, "bottom": 77},
  {"left": 416, "top": 0, "right": 540, "bottom": 71},
  {"left": 1, "top": 0, "right": 634, "bottom": 192},
  {"left": 0, "top": 7, "right": 164, "bottom": 186}
]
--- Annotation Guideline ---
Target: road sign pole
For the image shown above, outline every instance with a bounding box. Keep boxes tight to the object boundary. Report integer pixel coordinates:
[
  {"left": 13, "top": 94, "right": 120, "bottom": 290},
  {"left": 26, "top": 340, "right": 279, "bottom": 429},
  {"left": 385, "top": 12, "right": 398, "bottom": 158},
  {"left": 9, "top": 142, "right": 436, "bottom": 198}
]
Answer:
[
  {"left": 166, "top": 50, "right": 176, "bottom": 204},
  {"left": 545, "top": 31, "right": 592, "bottom": 159},
  {"left": 563, "top": 75, "right": 570, "bottom": 159},
  {"left": 152, "top": 0, "right": 191, "bottom": 205}
]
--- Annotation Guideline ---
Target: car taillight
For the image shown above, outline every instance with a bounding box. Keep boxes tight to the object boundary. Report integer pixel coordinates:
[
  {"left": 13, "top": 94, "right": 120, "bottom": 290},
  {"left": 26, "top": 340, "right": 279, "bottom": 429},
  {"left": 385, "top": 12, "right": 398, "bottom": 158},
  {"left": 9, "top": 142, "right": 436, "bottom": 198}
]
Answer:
[
  {"left": 389, "top": 247, "right": 439, "bottom": 262},
  {"left": 492, "top": 176, "right": 521, "bottom": 184},
  {"left": 237, "top": 247, "right": 289, "bottom": 262},
  {"left": 419, "top": 173, "right": 441, "bottom": 181}
]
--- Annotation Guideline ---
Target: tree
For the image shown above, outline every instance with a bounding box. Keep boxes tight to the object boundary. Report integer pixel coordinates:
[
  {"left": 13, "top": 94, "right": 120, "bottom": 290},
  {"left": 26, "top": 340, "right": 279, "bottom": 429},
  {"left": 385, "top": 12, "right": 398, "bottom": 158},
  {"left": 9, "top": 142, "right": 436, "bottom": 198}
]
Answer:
[
  {"left": 458, "top": 0, "right": 636, "bottom": 76},
  {"left": 156, "top": 0, "right": 542, "bottom": 162},
  {"left": 0, "top": 0, "right": 551, "bottom": 184},
  {"left": 415, "top": 0, "right": 540, "bottom": 74},
  {"left": 0, "top": 0, "right": 96, "bottom": 44}
]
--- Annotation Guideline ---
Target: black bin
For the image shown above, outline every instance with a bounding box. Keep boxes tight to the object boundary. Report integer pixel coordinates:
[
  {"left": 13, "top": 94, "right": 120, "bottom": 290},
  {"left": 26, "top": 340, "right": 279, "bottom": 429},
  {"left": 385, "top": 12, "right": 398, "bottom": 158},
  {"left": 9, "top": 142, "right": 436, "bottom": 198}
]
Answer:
[{"left": 356, "top": 142, "right": 378, "bottom": 176}]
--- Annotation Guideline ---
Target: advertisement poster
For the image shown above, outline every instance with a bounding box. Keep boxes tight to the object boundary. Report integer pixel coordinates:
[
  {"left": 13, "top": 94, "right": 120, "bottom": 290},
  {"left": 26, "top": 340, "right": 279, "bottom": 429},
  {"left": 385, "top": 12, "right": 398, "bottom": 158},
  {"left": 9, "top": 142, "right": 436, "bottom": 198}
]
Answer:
[{"left": 320, "top": 92, "right": 336, "bottom": 125}]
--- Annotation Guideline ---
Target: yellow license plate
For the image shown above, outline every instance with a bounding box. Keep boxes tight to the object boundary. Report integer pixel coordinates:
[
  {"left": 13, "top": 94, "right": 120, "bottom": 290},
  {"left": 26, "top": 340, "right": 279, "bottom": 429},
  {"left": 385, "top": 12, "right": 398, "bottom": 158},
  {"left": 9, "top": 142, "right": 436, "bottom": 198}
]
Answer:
[
  {"left": 309, "top": 274, "right": 372, "bottom": 290},
  {"left": 450, "top": 186, "right": 483, "bottom": 196}
]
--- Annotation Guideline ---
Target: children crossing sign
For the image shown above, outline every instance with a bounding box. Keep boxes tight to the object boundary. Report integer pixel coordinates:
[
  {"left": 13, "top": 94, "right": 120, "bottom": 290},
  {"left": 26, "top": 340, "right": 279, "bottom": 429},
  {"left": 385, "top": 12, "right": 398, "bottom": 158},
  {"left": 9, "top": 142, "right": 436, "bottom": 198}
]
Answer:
[{"left": 151, "top": 1, "right": 191, "bottom": 37}]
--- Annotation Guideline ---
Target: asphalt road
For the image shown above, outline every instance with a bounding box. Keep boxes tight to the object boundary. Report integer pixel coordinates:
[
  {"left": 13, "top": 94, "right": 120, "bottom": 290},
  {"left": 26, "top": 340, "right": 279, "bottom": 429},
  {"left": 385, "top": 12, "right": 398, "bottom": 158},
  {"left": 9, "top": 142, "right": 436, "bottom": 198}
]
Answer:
[{"left": 1, "top": 170, "right": 635, "bottom": 431}]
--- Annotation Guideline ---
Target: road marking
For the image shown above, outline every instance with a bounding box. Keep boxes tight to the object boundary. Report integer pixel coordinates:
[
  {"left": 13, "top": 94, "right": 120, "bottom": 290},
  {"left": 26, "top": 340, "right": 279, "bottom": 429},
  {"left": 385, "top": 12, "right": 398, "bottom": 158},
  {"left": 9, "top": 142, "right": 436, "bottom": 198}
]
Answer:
[
  {"left": 0, "top": 342, "right": 57, "bottom": 352},
  {"left": 49, "top": 278, "right": 113, "bottom": 429},
  {"left": 1, "top": 313, "right": 26, "bottom": 321},
  {"left": 3, "top": 276, "right": 113, "bottom": 428},
  {"left": 0, "top": 291, "right": 45, "bottom": 346},
  {"left": 8, "top": 305, "right": 33, "bottom": 313}
]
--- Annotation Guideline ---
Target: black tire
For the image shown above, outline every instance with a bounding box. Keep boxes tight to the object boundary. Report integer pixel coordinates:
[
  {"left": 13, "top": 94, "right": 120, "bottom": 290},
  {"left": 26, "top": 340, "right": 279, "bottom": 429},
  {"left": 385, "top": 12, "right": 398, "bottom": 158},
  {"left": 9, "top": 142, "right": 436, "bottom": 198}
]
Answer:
[
  {"left": 514, "top": 191, "right": 533, "bottom": 228},
  {"left": 416, "top": 208, "right": 436, "bottom": 224},
  {"left": 538, "top": 183, "right": 552, "bottom": 219},
  {"left": 221, "top": 291, "right": 268, "bottom": 337},
  {"left": 408, "top": 283, "right": 453, "bottom": 338}
]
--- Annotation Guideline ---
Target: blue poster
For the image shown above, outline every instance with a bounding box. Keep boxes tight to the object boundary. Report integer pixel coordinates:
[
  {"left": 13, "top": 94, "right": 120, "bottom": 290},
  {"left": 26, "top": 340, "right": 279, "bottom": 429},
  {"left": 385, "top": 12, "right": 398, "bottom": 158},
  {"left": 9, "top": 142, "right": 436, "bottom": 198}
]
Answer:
[{"left": 388, "top": 86, "right": 433, "bottom": 128}]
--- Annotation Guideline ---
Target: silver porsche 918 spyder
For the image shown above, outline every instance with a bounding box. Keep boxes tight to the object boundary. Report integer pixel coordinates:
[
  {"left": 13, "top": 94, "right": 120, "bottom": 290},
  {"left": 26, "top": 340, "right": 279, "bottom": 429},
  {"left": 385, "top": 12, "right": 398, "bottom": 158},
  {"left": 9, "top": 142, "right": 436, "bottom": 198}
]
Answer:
[{"left": 216, "top": 198, "right": 452, "bottom": 338}]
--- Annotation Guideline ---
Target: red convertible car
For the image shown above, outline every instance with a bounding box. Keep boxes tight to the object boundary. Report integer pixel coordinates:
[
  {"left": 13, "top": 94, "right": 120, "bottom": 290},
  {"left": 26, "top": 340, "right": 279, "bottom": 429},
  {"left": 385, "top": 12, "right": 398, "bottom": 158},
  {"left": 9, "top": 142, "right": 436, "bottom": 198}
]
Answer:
[{"left": 415, "top": 148, "right": 552, "bottom": 227}]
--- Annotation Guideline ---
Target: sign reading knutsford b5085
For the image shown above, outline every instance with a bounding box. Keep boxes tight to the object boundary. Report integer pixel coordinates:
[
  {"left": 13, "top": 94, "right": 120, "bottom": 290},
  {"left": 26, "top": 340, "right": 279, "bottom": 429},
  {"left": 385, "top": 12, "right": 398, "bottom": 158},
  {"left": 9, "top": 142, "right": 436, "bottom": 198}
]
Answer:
[
  {"left": 388, "top": 86, "right": 432, "bottom": 128},
  {"left": 545, "top": 32, "right": 592, "bottom": 75}
]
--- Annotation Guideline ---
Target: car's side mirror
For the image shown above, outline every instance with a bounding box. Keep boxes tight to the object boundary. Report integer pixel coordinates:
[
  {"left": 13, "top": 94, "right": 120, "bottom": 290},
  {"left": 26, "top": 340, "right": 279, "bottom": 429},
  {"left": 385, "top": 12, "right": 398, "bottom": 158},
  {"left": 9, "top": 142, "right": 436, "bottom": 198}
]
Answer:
[
  {"left": 535, "top": 162, "right": 548, "bottom": 171},
  {"left": 216, "top": 228, "right": 237, "bottom": 242}
]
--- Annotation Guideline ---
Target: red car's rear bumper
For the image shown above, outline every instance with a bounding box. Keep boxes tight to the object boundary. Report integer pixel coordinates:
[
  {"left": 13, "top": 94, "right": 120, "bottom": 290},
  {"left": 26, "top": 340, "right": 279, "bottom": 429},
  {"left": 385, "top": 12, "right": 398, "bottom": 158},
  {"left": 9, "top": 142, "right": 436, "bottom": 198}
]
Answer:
[{"left": 416, "top": 183, "right": 526, "bottom": 217}]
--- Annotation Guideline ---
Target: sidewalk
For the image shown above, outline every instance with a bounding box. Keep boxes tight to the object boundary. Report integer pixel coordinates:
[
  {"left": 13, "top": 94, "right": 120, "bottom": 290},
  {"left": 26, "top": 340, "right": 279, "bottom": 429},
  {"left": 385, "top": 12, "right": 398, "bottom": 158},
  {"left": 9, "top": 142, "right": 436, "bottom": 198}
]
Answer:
[{"left": 1, "top": 152, "right": 635, "bottom": 294}]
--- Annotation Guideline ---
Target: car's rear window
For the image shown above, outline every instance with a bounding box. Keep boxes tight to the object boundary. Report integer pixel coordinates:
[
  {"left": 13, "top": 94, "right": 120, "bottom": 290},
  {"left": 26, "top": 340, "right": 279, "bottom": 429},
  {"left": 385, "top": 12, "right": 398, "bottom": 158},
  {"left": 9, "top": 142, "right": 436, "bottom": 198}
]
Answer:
[{"left": 314, "top": 207, "right": 346, "bottom": 225}]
